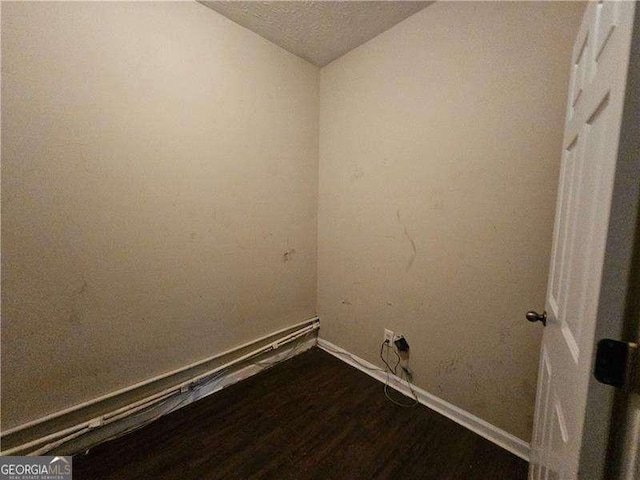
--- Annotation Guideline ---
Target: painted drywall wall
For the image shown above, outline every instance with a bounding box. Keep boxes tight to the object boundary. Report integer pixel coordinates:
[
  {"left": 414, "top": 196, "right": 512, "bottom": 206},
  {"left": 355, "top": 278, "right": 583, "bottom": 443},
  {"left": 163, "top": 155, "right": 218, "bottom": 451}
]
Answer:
[
  {"left": 318, "top": 1, "right": 584, "bottom": 441},
  {"left": 1, "top": 1, "right": 318, "bottom": 429}
]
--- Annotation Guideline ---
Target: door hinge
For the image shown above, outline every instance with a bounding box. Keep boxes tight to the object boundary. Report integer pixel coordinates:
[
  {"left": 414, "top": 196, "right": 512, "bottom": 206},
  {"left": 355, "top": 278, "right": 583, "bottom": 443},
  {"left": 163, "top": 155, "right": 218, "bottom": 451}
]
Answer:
[{"left": 594, "top": 339, "right": 639, "bottom": 392}]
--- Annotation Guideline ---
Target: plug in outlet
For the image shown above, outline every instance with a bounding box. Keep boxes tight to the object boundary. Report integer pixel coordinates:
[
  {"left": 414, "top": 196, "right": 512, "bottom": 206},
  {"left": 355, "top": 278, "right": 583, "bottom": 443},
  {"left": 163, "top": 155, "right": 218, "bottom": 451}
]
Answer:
[{"left": 384, "top": 329, "right": 394, "bottom": 345}]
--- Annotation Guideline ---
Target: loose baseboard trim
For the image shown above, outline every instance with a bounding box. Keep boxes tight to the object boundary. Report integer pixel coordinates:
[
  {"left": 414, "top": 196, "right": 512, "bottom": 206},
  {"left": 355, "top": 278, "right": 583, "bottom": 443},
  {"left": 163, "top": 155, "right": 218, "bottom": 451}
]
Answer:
[
  {"left": 2, "top": 320, "right": 319, "bottom": 456},
  {"left": 317, "top": 338, "right": 530, "bottom": 462}
]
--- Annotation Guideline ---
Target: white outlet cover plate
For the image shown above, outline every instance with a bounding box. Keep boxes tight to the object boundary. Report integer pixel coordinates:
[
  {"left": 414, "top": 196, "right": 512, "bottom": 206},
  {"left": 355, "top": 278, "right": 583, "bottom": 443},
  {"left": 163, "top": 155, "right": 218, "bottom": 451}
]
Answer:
[{"left": 384, "top": 329, "right": 394, "bottom": 343}]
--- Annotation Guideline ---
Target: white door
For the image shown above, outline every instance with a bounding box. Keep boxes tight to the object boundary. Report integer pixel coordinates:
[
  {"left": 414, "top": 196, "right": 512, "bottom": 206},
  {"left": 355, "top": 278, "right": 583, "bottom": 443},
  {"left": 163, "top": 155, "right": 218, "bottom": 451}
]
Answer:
[{"left": 529, "top": 2, "right": 637, "bottom": 479}]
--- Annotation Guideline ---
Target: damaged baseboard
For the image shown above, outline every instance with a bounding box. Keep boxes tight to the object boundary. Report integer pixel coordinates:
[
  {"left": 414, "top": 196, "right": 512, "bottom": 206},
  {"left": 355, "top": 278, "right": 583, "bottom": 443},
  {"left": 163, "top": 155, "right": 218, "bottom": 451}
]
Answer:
[
  {"left": 1, "top": 319, "right": 319, "bottom": 456},
  {"left": 317, "top": 338, "right": 530, "bottom": 462}
]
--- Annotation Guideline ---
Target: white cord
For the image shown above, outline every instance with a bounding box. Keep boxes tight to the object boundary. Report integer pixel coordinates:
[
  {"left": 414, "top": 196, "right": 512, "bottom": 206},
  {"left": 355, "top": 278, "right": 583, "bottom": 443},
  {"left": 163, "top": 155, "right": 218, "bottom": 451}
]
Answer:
[
  {"left": 87, "top": 372, "right": 226, "bottom": 450},
  {"left": 382, "top": 343, "right": 418, "bottom": 408},
  {"left": 36, "top": 334, "right": 315, "bottom": 456},
  {"left": 256, "top": 336, "right": 307, "bottom": 368}
]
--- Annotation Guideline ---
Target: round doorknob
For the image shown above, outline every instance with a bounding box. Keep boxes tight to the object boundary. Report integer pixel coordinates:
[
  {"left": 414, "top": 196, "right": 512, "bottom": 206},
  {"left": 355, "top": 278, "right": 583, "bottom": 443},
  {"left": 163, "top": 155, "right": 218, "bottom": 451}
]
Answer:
[{"left": 526, "top": 310, "right": 547, "bottom": 327}]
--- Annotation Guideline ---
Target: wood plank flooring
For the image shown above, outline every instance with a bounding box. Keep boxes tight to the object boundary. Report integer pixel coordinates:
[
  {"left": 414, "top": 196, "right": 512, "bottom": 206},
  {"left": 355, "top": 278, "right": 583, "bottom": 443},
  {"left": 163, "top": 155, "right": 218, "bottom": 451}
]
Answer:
[{"left": 73, "top": 347, "right": 528, "bottom": 479}]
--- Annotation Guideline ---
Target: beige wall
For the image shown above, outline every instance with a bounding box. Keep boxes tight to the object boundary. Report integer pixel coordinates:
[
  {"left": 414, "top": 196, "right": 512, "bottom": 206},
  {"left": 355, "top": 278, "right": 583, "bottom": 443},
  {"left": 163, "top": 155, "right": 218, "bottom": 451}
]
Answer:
[
  {"left": 318, "top": 1, "right": 583, "bottom": 441},
  {"left": 2, "top": 0, "right": 585, "bottom": 444},
  {"left": 1, "top": 1, "right": 318, "bottom": 429}
]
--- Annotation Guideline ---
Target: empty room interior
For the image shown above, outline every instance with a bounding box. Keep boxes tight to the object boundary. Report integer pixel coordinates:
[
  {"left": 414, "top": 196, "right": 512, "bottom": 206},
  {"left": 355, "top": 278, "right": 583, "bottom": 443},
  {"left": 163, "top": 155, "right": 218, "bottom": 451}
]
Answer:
[{"left": 2, "top": 1, "right": 640, "bottom": 479}]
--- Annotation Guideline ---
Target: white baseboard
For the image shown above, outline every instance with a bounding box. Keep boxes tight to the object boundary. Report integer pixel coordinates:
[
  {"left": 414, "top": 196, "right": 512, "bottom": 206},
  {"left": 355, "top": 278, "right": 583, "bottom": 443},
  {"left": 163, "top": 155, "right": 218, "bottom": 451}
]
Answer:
[{"left": 317, "top": 338, "right": 530, "bottom": 462}]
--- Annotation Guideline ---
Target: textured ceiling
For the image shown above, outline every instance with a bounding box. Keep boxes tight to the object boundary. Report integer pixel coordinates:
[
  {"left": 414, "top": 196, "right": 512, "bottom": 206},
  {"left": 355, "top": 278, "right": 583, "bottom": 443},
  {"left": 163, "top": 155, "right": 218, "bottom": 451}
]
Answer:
[{"left": 199, "top": 1, "right": 432, "bottom": 67}]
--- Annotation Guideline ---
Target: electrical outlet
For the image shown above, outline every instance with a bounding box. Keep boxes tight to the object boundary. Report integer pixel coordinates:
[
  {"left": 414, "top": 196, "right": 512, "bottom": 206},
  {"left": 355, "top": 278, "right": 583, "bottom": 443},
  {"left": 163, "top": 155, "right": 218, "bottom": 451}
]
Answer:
[{"left": 384, "top": 329, "right": 394, "bottom": 344}]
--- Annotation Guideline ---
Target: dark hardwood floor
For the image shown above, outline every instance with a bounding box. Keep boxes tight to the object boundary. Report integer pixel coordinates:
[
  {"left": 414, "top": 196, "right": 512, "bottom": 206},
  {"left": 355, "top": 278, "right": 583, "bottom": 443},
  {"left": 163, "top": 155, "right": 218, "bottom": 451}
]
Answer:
[{"left": 73, "top": 347, "right": 528, "bottom": 479}]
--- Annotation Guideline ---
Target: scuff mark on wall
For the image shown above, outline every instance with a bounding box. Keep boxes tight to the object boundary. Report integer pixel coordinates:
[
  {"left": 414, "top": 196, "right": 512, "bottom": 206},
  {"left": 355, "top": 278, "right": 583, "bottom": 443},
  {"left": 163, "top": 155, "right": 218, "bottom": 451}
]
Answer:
[
  {"left": 373, "top": 234, "right": 396, "bottom": 239},
  {"left": 396, "top": 210, "right": 417, "bottom": 272},
  {"left": 68, "top": 308, "right": 83, "bottom": 327},
  {"left": 349, "top": 161, "right": 364, "bottom": 181},
  {"left": 430, "top": 198, "right": 444, "bottom": 211},
  {"left": 283, "top": 248, "right": 297, "bottom": 262},
  {"left": 67, "top": 279, "right": 89, "bottom": 327},
  {"left": 73, "top": 280, "right": 88, "bottom": 297},
  {"left": 404, "top": 226, "right": 417, "bottom": 272}
]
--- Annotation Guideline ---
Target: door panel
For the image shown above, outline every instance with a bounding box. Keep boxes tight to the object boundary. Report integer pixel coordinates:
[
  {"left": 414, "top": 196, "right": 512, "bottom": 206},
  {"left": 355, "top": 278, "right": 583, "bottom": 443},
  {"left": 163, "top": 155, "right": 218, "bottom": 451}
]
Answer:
[
  {"left": 594, "top": 1, "right": 619, "bottom": 61},
  {"left": 570, "top": 33, "right": 588, "bottom": 110},
  {"left": 529, "top": 2, "right": 636, "bottom": 478}
]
